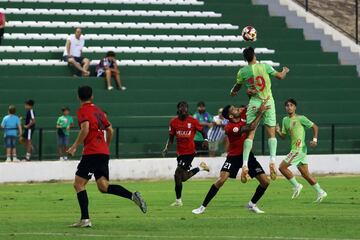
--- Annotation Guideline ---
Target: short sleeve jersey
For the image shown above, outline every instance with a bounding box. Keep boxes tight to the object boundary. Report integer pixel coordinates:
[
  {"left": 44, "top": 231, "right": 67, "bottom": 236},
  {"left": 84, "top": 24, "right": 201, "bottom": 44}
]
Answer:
[
  {"left": 56, "top": 115, "right": 74, "bottom": 136},
  {"left": 77, "top": 103, "right": 111, "bottom": 155},
  {"left": 281, "top": 115, "right": 314, "bottom": 153},
  {"left": 236, "top": 63, "right": 277, "bottom": 100},
  {"left": 225, "top": 111, "right": 247, "bottom": 156},
  {"left": 25, "top": 109, "right": 35, "bottom": 129},
  {"left": 169, "top": 116, "right": 203, "bottom": 156}
]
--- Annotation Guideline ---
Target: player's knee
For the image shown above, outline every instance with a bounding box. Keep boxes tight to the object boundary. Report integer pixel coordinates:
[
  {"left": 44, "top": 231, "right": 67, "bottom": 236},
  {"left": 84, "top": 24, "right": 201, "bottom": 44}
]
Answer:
[
  {"left": 215, "top": 178, "right": 226, "bottom": 188},
  {"left": 261, "top": 178, "right": 270, "bottom": 188},
  {"left": 97, "top": 185, "right": 108, "bottom": 193},
  {"left": 73, "top": 182, "right": 84, "bottom": 192}
]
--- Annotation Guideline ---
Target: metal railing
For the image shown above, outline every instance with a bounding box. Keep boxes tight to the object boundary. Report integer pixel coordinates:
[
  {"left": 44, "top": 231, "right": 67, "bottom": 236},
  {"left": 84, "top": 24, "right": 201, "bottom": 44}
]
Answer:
[
  {"left": 0, "top": 123, "right": 359, "bottom": 160},
  {"left": 295, "top": 0, "right": 359, "bottom": 44}
]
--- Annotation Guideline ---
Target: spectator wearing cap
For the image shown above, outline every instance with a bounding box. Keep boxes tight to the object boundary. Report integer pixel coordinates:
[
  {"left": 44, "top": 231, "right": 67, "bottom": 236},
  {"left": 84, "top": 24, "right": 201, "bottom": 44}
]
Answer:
[
  {"left": 56, "top": 107, "right": 74, "bottom": 161},
  {"left": 193, "top": 101, "right": 213, "bottom": 156},
  {"left": 96, "top": 51, "right": 126, "bottom": 91}
]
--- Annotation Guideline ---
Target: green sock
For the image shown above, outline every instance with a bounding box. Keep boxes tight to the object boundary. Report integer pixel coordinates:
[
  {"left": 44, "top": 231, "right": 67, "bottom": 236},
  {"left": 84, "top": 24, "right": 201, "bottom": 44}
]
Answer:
[
  {"left": 312, "top": 183, "right": 323, "bottom": 193},
  {"left": 289, "top": 177, "right": 299, "bottom": 187},
  {"left": 242, "top": 139, "right": 253, "bottom": 166},
  {"left": 268, "top": 138, "right": 277, "bottom": 162}
]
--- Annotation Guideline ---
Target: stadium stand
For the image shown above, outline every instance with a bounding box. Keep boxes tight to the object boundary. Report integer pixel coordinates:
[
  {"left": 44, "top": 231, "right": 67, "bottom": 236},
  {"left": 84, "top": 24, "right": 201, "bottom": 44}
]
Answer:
[{"left": 0, "top": 0, "right": 359, "bottom": 159}]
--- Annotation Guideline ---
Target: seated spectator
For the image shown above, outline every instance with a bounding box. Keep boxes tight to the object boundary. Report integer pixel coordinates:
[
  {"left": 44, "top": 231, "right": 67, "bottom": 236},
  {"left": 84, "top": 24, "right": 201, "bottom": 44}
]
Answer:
[
  {"left": 56, "top": 107, "right": 74, "bottom": 161},
  {"left": 63, "top": 28, "right": 90, "bottom": 77},
  {"left": 96, "top": 51, "right": 126, "bottom": 91},
  {"left": 1, "top": 105, "right": 22, "bottom": 162},
  {"left": 207, "top": 108, "right": 229, "bottom": 157},
  {"left": 193, "top": 101, "right": 213, "bottom": 156},
  {"left": 0, "top": 11, "right": 5, "bottom": 45}
]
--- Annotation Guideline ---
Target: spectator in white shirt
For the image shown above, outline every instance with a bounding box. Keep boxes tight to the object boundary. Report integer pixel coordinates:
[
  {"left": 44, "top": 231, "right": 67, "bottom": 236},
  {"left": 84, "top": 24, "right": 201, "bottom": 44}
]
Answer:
[
  {"left": 63, "top": 28, "right": 90, "bottom": 77},
  {"left": 207, "top": 108, "right": 229, "bottom": 157}
]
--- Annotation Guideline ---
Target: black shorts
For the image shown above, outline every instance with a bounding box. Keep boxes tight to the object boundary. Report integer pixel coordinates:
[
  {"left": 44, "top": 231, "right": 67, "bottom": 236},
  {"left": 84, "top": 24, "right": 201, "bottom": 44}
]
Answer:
[
  {"left": 0, "top": 28, "right": 4, "bottom": 38},
  {"left": 63, "top": 56, "right": 84, "bottom": 64},
  {"left": 221, "top": 152, "right": 265, "bottom": 178},
  {"left": 23, "top": 128, "right": 35, "bottom": 140},
  {"left": 76, "top": 154, "right": 110, "bottom": 180},
  {"left": 177, "top": 154, "right": 196, "bottom": 170}
]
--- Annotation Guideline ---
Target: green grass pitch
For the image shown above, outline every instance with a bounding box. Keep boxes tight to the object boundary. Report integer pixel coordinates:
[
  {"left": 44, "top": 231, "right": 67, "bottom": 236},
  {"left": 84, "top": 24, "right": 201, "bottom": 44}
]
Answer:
[{"left": 0, "top": 176, "right": 359, "bottom": 240}]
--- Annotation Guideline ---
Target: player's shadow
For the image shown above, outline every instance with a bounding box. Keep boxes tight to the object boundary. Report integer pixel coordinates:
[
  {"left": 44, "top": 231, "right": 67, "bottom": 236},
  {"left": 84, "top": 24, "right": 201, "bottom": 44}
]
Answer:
[{"left": 301, "top": 201, "right": 360, "bottom": 205}]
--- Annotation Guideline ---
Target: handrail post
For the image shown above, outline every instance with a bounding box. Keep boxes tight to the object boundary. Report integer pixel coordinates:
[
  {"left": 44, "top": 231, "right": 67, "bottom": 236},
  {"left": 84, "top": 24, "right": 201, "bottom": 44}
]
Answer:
[
  {"left": 305, "top": 0, "right": 309, "bottom": 11},
  {"left": 356, "top": 0, "right": 359, "bottom": 44},
  {"left": 38, "top": 128, "right": 43, "bottom": 160},
  {"left": 261, "top": 125, "right": 265, "bottom": 155},
  {"left": 116, "top": 127, "right": 120, "bottom": 159},
  {"left": 331, "top": 124, "right": 335, "bottom": 154}
]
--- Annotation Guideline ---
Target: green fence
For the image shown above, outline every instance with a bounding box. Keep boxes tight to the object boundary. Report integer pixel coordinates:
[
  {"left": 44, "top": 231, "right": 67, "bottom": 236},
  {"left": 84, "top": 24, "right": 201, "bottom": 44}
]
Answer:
[{"left": 0, "top": 124, "right": 359, "bottom": 161}]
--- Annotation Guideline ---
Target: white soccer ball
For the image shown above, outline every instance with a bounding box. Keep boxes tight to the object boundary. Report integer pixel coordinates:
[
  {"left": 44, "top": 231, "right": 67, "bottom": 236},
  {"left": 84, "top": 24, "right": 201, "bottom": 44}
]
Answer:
[{"left": 242, "top": 26, "right": 257, "bottom": 41}]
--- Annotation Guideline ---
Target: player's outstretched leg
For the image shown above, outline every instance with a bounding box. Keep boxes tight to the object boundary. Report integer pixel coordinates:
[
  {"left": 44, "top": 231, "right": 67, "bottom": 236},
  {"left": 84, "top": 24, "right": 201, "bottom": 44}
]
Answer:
[
  {"left": 279, "top": 161, "right": 303, "bottom": 199},
  {"left": 192, "top": 172, "right": 229, "bottom": 214},
  {"left": 96, "top": 177, "right": 147, "bottom": 213},
  {"left": 71, "top": 176, "right": 92, "bottom": 228},
  {"left": 248, "top": 173, "right": 269, "bottom": 214},
  {"left": 297, "top": 164, "right": 327, "bottom": 203}
]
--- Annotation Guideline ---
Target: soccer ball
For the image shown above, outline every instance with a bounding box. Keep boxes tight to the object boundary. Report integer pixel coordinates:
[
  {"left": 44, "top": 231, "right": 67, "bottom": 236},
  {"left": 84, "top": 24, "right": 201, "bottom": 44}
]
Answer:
[{"left": 242, "top": 26, "right": 257, "bottom": 41}]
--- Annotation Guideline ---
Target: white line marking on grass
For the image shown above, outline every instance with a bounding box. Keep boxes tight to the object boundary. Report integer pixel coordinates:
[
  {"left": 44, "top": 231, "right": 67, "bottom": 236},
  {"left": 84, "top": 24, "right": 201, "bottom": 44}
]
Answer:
[{"left": 0, "top": 233, "right": 359, "bottom": 240}]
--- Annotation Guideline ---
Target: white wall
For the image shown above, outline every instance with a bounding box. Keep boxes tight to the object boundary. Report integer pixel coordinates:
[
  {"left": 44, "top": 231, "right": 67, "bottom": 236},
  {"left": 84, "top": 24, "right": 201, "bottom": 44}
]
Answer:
[{"left": 0, "top": 154, "right": 359, "bottom": 183}]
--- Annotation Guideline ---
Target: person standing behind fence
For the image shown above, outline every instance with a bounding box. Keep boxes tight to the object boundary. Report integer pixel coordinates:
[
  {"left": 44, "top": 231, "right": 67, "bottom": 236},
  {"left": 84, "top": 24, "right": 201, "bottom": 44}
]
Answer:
[
  {"left": 1, "top": 105, "right": 22, "bottom": 162},
  {"left": 207, "top": 108, "right": 229, "bottom": 157},
  {"left": 0, "top": 11, "right": 5, "bottom": 45},
  {"left": 22, "top": 99, "right": 35, "bottom": 161},
  {"left": 56, "top": 107, "right": 74, "bottom": 161},
  {"left": 193, "top": 101, "right": 213, "bottom": 156}
]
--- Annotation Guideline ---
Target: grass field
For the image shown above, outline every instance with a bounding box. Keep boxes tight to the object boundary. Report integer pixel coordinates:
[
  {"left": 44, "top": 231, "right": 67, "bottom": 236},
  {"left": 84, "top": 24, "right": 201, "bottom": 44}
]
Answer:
[{"left": 0, "top": 176, "right": 359, "bottom": 240}]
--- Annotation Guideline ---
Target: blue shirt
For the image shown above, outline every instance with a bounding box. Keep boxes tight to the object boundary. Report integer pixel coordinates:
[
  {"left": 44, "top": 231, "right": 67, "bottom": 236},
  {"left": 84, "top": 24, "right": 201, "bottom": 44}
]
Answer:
[{"left": 1, "top": 114, "right": 20, "bottom": 137}]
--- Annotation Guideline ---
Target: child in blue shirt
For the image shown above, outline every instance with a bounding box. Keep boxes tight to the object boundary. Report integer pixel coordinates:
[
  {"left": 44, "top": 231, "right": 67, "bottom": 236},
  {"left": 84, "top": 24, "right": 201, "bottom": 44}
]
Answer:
[{"left": 1, "top": 105, "right": 22, "bottom": 162}]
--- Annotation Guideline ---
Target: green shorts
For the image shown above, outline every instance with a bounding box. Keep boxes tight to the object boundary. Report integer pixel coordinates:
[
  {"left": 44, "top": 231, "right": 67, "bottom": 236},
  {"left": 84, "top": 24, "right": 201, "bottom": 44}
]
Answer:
[
  {"left": 246, "top": 97, "right": 276, "bottom": 127},
  {"left": 284, "top": 151, "right": 308, "bottom": 166}
]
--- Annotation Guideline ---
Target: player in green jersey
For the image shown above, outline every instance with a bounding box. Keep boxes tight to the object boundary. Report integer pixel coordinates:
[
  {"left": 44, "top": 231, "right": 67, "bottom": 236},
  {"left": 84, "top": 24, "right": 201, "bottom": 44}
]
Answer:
[
  {"left": 276, "top": 99, "right": 327, "bottom": 203},
  {"left": 230, "top": 47, "right": 289, "bottom": 183}
]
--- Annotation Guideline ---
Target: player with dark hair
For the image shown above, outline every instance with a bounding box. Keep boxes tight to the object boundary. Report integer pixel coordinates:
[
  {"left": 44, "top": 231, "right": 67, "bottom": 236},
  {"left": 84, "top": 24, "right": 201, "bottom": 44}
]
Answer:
[
  {"left": 230, "top": 46, "right": 289, "bottom": 183},
  {"left": 67, "top": 86, "right": 146, "bottom": 228},
  {"left": 22, "top": 99, "right": 35, "bottom": 161},
  {"left": 162, "top": 101, "right": 210, "bottom": 207},
  {"left": 276, "top": 99, "right": 327, "bottom": 202},
  {"left": 192, "top": 100, "right": 270, "bottom": 214}
]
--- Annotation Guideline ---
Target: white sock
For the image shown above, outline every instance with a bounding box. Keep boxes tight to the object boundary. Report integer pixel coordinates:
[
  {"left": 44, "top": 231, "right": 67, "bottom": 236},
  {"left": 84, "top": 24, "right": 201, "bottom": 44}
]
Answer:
[{"left": 248, "top": 201, "right": 256, "bottom": 207}]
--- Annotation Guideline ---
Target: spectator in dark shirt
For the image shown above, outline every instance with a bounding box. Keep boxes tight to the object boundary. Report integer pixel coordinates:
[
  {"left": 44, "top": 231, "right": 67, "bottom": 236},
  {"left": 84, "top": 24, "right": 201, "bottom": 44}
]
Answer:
[{"left": 22, "top": 99, "right": 35, "bottom": 161}]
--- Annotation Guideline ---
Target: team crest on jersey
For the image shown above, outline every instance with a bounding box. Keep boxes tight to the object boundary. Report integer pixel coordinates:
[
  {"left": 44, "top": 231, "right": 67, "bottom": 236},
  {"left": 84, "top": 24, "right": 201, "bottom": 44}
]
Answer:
[
  {"left": 187, "top": 123, "right": 192, "bottom": 128},
  {"left": 233, "top": 127, "right": 239, "bottom": 133}
]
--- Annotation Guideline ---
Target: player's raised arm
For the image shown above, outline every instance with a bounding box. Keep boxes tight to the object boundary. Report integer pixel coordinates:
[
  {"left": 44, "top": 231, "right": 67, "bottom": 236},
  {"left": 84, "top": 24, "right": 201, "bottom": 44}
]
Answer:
[
  {"left": 67, "top": 121, "right": 89, "bottom": 156},
  {"left": 230, "top": 83, "right": 242, "bottom": 97},
  {"left": 275, "top": 67, "right": 290, "bottom": 80}
]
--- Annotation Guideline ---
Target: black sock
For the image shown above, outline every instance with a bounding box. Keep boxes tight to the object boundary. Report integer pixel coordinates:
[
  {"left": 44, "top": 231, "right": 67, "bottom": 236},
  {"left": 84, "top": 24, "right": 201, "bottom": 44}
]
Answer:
[
  {"left": 251, "top": 185, "right": 267, "bottom": 204},
  {"left": 77, "top": 190, "right": 89, "bottom": 219},
  {"left": 202, "top": 184, "right": 219, "bottom": 207},
  {"left": 190, "top": 167, "right": 200, "bottom": 175},
  {"left": 175, "top": 183, "right": 182, "bottom": 199},
  {"left": 107, "top": 185, "right": 133, "bottom": 199}
]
